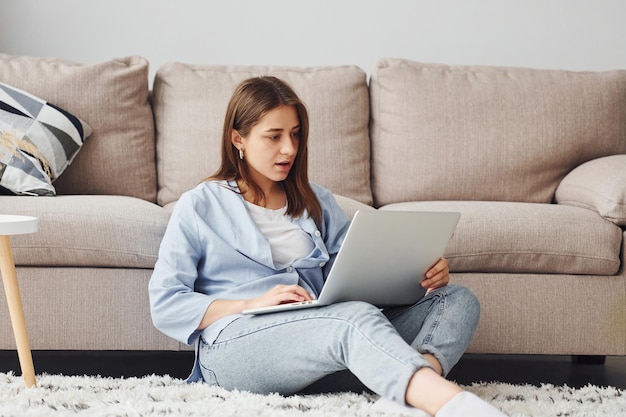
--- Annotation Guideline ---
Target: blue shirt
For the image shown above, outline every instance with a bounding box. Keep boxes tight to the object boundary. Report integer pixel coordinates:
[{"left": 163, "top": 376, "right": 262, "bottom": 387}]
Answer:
[{"left": 149, "top": 180, "right": 351, "bottom": 349}]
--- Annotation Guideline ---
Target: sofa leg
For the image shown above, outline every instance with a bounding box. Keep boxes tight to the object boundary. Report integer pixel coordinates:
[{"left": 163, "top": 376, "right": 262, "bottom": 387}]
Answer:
[{"left": 571, "top": 355, "right": 606, "bottom": 365}]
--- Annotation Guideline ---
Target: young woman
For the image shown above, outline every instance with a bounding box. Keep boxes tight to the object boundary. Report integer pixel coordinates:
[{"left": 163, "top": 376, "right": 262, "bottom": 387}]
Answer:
[{"left": 149, "top": 76, "right": 507, "bottom": 417}]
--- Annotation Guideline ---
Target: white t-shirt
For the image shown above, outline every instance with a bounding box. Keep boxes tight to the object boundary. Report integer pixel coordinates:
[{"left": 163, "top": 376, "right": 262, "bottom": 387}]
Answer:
[{"left": 245, "top": 202, "right": 315, "bottom": 266}]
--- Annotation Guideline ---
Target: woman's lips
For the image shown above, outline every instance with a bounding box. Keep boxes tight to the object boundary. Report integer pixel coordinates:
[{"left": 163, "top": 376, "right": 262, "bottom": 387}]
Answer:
[{"left": 276, "top": 161, "right": 292, "bottom": 171}]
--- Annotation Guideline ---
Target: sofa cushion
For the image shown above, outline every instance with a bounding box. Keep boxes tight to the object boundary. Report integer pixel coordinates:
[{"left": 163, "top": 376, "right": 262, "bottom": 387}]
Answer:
[
  {"left": 1, "top": 195, "right": 169, "bottom": 268},
  {"left": 333, "top": 194, "right": 375, "bottom": 219},
  {"left": 0, "top": 81, "right": 92, "bottom": 195},
  {"left": 0, "top": 54, "right": 156, "bottom": 202},
  {"left": 370, "top": 58, "right": 626, "bottom": 207},
  {"left": 555, "top": 155, "right": 626, "bottom": 226},
  {"left": 381, "top": 201, "right": 622, "bottom": 275},
  {"left": 153, "top": 62, "right": 372, "bottom": 207}
]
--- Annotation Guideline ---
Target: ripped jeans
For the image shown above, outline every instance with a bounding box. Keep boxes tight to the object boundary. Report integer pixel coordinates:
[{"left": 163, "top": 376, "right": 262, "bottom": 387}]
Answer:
[{"left": 198, "top": 284, "right": 480, "bottom": 404}]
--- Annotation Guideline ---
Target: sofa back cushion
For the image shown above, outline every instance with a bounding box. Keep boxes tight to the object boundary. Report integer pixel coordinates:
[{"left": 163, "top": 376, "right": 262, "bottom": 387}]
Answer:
[
  {"left": 153, "top": 63, "right": 371, "bottom": 207},
  {"left": 0, "top": 54, "right": 156, "bottom": 202},
  {"left": 370, "top": 58, "right": 626, "bottom": 207}
]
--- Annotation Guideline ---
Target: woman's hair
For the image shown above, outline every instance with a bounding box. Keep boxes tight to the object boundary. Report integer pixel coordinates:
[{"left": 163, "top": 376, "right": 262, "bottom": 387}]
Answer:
[{"left": 209, "top": 76, "right": 322, "bottom": 226}]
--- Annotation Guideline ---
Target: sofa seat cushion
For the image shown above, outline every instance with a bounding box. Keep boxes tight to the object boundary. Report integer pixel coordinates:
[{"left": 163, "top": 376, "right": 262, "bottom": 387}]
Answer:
[
  {"left": 381, "top": 201, "right": 622, "bottom": 275},
  {"left": 153, "top": 62, "right": 372, "bottom": 207},
  {"left": 0, "top": 195, "right": 169, "bottom": 268},
  {"left": 333, "top": 194, "right": 375, "bottom": 219}
]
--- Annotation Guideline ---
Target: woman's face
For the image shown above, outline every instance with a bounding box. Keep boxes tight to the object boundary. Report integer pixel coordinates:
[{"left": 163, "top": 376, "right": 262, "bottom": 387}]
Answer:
[{"left": 234, "top": 105, "right": 301, "bottom": 190}]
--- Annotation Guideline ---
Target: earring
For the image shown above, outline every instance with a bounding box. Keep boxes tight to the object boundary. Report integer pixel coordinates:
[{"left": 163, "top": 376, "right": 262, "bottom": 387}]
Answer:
[{"left": 239, "top": 149, "right": 244, "bottom": 160}]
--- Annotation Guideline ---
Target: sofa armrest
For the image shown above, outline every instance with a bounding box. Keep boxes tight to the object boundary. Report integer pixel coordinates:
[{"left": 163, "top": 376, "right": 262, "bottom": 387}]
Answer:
[{"left": 555, "top": 155, "right": 626, "bottom": 226}]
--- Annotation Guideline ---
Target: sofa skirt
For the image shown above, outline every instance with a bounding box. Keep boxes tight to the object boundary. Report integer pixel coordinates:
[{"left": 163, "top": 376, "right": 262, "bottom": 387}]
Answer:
[
  {"left": 0, "top": 267, "right": 188, "bottom": 351},
  {"left": 1, "top": 266, "right": 624, "bottom": 356}
]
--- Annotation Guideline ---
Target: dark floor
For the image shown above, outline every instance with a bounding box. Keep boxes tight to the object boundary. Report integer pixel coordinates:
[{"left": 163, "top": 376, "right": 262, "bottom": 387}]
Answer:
[
  {"left": 1, "top": 351, "right": 625, "bottom": 390},
  {"left": 449, "top": 354, "right": 626, "bottom": 389}
]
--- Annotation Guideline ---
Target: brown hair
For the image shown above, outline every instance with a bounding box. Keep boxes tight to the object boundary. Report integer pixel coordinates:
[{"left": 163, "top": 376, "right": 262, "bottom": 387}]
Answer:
[{"left": 209, "top": 76, "right": 322, "bottom": 226}]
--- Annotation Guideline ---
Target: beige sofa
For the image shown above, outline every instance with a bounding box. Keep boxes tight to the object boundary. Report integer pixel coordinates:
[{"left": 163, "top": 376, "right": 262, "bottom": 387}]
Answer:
[{"left": 1, "top": 54, "right": 625, "bottom": 360}]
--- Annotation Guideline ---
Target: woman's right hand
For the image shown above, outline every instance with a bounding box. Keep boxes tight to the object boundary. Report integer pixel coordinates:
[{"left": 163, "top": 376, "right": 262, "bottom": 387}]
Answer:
[
  {"left": 198, "top": 285, "right": 314, "bottom": 331},
  {"left": 245, "top": 284, "right": 314, "bottom": 311}
]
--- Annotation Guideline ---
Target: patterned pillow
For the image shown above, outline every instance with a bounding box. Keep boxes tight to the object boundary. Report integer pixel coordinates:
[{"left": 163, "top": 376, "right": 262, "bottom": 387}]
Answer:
[{"left": 0, "top": 82, "right": 92, "bottom": 195}]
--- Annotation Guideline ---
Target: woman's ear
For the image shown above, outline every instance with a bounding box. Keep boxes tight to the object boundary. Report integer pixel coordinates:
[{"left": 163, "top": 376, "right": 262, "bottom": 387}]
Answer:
[{"left": 231, "top": 129, "right": 243, "bottom": 150}]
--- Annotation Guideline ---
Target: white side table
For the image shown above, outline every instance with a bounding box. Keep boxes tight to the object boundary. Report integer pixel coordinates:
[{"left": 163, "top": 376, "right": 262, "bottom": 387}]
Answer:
[{"left": 0, "top": 215, "right": 38, "bottom": 387}]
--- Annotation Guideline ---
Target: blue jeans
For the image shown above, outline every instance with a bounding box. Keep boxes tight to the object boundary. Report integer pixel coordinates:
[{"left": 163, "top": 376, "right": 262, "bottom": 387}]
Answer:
[{"left": 198, "top": 285, "right": 479, "bottom": 404}]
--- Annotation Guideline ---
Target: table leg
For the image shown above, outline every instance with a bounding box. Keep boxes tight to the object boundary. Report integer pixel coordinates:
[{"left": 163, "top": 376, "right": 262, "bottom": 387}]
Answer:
[{"left": 0, "top": 235, "right": 36, "bottom": 387}]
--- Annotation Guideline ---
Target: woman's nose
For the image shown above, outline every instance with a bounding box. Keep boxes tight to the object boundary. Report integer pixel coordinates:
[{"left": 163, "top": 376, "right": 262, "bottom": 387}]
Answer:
[{"left": 281, "top": 136, "right": 297, "bottom": 155}]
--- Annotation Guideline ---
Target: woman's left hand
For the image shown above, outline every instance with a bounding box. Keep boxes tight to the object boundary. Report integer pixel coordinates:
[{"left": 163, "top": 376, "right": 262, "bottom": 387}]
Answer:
[{"left": 421, "top": 257, "right": 450, "bottom": 291}]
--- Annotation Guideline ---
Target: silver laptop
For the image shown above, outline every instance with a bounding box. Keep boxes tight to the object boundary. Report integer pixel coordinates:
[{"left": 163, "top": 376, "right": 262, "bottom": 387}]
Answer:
[{"left": 242, "top": 210, "right": 461, "bottom": 315}]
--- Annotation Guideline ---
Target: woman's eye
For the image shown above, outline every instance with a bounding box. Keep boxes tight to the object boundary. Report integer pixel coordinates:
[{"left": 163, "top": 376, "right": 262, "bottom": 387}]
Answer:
[{"left": 291, "top": 131, "right": 301, "bottom": 138}]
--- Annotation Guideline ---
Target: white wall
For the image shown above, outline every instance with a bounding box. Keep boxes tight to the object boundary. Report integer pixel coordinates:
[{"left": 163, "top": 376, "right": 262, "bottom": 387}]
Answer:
[{"left": 1, "top": 0, "right": 625, "bottom": 83}]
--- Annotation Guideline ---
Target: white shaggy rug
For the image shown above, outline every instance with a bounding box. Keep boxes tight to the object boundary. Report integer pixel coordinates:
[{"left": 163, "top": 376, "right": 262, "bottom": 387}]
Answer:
[{"left": 0, "top": 372, "right": 625, "bottom": 417}]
